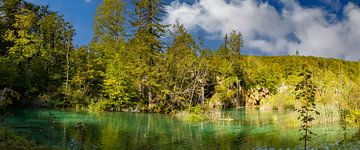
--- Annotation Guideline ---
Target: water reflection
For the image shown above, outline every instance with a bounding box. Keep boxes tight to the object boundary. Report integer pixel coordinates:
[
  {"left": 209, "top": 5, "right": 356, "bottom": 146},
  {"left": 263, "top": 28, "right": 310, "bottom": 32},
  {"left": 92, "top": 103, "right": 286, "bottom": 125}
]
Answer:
[{"left": 4, "top": 108, "right": 360, "bottom": 149}]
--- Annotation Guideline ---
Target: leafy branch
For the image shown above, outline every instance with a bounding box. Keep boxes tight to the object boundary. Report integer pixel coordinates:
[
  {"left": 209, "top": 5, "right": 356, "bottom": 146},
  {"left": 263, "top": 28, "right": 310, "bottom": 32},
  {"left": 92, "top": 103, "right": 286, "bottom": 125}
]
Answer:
[{"left": 295, "top": 68, "right": 320, "bottom": 149}]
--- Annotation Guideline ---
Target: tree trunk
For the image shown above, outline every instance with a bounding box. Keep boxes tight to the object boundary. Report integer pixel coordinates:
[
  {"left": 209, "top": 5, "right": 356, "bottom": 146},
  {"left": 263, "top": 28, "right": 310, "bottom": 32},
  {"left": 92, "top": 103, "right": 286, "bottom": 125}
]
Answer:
[
  {"left": 66, "top": 50, "right": 69, "bottom": 91},
  {"left": 148, "top": 91, "right": 152, "bottom": 109},
  {"left": 200, "top": 85, "right": 205, "bottom": 105}
]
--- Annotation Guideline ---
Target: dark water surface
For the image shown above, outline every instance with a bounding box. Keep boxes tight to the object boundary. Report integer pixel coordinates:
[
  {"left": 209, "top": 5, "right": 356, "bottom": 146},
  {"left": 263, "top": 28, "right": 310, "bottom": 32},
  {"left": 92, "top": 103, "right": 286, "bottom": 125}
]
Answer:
[{"left": 3, "top": 108, "right": 359, "bottom": 149}]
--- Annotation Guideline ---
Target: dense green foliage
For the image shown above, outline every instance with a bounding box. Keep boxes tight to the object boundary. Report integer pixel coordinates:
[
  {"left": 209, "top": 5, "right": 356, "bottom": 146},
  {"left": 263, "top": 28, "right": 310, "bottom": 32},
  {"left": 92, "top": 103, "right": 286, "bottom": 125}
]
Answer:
[
  {"left": 0, "top": 0, "right": 358, "bottom": 122},
  {"left": 0, "top": 0, "right": 74, "bottom": 108},
  {"left": 1, "top": 0, "right": 359, "bottom": 148},
  {"left": 1, "top": 0, "right": 359, "bottom": 116}
]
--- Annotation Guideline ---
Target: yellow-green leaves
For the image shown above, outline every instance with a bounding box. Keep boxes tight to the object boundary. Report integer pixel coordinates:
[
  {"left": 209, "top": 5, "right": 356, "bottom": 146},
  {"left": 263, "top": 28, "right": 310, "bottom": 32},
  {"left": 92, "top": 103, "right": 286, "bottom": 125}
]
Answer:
[
  {"left": 94, "top": 0, "right": 126, "bottom": 43},
  {"left": 5, "top": 8, "right": 37, "bottom": 62}
]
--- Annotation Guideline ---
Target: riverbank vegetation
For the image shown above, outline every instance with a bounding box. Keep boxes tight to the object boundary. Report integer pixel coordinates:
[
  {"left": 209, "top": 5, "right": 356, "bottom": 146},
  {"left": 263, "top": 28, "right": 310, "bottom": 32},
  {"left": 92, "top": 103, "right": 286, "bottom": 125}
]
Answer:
[{"left": 1, "top": 0, "right": 360, "bottom": 148}]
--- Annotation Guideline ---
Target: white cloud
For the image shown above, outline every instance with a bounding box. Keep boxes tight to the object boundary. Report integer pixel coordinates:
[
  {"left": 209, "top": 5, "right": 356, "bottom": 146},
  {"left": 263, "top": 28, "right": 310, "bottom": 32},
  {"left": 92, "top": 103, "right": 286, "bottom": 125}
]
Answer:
[
  {"left": 164, "top": 0, "right": 360, "bottom": 60},
  {"left": 85, "top": 0, "right": 92, "bottom": 3}
]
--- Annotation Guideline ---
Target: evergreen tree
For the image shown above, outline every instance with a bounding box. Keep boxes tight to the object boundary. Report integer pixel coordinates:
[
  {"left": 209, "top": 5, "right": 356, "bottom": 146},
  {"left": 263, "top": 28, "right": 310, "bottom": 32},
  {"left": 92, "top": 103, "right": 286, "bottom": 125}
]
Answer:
[
  {"left": 94, "top": 0, "right": 125, "bottom": 42},
  {"left": 218, "top": 34, "right": 229, "bottom": 57},
  {"left": 210, "top": 30, "right": 244, "bottom": 108},
  {"left": 131, "top": 0, "right": 166, "bottom": 50},
  {"left": 90, "top": 0, "right": 131, "bottom": 110},
  {"left": 129, "top": 0, "right": 167, "bottom": 110},
  {"left": 93, "top": 0, "right": 126, "bottom": 58},
  {"left": 229, "top": 30, "right": 242, "bottom": 55}
]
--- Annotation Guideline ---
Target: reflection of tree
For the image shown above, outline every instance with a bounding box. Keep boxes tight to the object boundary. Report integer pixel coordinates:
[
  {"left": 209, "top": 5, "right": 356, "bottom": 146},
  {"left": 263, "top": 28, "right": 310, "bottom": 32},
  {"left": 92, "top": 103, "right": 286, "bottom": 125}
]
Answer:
[
  {"left": 71, "top": 122, "right": 88, "bottom": 150},
  {"left": 39, "top": 112, "right": 60, "bottom": 145},
  {"left": 232, "top": 131, "right": 247, "bottom": 149},
  {"left": 99, "top": 122, "right": 121, "bottom": 149},
  {"left": 14, "top": 109, "right": 356, "bottom": 149}
]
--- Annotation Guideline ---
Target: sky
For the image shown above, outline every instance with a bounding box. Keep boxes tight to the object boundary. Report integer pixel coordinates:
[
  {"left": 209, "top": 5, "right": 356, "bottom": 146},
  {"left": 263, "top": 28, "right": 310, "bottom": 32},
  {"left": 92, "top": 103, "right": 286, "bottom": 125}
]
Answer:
[{"left": 25, "top": 0, "right": 360, "bottom": 60}]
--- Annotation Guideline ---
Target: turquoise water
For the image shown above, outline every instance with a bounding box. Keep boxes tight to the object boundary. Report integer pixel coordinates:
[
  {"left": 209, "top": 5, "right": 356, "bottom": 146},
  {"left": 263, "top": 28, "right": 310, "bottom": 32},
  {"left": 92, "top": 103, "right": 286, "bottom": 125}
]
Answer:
[{"left": 3, "top": 108, "right": 360, "bottom": 149}]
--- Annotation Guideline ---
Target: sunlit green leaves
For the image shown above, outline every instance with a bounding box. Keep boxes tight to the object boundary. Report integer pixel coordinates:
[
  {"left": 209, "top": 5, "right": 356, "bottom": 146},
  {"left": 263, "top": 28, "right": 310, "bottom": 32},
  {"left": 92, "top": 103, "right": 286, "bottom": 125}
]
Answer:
[{"left": 4, "top": 8, "right": 37, "bottom": 62}]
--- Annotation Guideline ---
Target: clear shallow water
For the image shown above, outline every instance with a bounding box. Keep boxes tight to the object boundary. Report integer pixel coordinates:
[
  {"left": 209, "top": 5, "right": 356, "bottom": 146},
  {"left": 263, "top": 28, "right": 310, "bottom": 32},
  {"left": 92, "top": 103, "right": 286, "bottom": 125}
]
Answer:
[{"left": 3, "top": 108, "right": 359, "bottom": 149}]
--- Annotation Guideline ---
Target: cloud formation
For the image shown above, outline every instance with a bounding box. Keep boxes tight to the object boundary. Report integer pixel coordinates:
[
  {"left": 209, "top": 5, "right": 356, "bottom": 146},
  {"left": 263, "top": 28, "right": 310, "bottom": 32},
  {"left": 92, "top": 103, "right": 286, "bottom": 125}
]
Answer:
[
  {"left": 85, "top": 0, "right": 92, "bottom": 3},
  {"left": 164, "top": 0, "right": 360, "bottom": 60}
]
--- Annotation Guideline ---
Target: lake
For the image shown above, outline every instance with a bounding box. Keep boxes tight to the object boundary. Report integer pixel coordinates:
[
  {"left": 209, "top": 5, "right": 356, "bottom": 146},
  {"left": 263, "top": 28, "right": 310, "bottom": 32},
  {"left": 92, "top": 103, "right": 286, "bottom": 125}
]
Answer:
[{"left": 3, "top": 108, "right": 359, "bottom": 149}]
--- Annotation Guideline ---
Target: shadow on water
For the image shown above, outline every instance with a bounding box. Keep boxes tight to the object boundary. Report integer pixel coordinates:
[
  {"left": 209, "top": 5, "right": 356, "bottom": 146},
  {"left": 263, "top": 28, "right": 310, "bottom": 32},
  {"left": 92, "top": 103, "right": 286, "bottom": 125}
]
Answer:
[{"left": 3, "top": 108, "right": 360, "bottom": 149}]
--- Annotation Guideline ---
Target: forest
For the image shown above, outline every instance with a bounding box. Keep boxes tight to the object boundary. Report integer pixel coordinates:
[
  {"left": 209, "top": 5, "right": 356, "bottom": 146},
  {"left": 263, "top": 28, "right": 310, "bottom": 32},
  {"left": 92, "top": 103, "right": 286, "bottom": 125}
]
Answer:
[{"left": 0, "top": 0, "right": 359, "bottom": 149}]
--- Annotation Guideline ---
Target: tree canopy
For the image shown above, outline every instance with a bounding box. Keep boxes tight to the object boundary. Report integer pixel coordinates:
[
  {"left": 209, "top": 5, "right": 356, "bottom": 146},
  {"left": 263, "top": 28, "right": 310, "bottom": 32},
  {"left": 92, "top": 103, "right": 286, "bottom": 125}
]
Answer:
[{"left": 0, "top": 0, "right": 359, "bottom": 119}]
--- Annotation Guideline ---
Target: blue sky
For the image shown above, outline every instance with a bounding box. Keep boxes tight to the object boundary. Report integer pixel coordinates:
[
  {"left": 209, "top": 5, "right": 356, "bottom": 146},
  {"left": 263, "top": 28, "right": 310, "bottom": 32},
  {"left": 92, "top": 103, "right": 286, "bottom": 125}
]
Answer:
[
  {"left": 25, "top": 0, "right": 360, "bottom": 60},
  {"left": 25, "top": 0, "right": 101, "bottom": 47},
  {"left": 24, "top": 0, "right": 178, "bottom": 46}
]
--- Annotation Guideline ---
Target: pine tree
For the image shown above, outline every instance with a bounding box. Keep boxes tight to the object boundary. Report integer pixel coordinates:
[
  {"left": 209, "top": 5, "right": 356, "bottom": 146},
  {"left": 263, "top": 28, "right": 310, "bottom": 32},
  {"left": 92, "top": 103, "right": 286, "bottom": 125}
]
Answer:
[
  {"left": 129, "top": 0, "right": 167, "bottom": 110},
  {"left": 217, "top": 34, "right": 229, "bottom": 57},
  {"left": 229, "top": 30, "right": 243, "bottom": 55},
  {"left": 93, "top": 0, "right": 126, "bottom": 58},
  {"left": 210, "top": 30, "right": 244, "bottom": 108},
  {"left": 94, "top": 0, "right": 125, "bottom": 43},
  {"left": 91, "top": 0, "right": 133, "bottom": 110}
]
